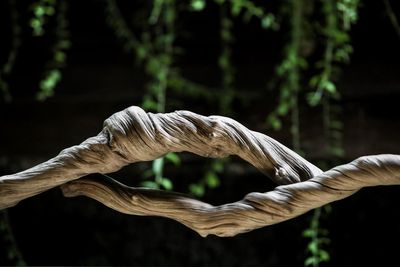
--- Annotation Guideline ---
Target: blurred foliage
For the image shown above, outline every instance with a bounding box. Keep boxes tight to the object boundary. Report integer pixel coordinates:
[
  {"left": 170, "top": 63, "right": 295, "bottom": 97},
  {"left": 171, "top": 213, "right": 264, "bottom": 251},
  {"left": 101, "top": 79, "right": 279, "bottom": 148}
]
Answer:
[
  {"left": 0, "top": 0, "right": 21, "bottom": 102},
  {"left": 303, "top": 205, "right": 332, "bottom": 267},
  {"left": 218, "top": 3, "right": 235, "bottom": 116},
  {"left": 36, "top": 0, "right": 70, "bottom": 101},
  {"left": 267, "top": 0, "right": 308, "bottom": 153},
  {"left": 29, "top": 0, "right": 57, "bottom": 36},
  {"left": 189, "top": 159, "right": 224, "bottom": 197}
]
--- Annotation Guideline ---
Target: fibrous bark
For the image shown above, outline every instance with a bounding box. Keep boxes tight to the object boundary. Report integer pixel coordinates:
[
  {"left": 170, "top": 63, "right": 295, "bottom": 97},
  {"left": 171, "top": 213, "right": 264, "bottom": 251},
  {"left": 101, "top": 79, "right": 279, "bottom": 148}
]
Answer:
[{"left": 1, "top": 106, "right": 399, "bottom": 237}]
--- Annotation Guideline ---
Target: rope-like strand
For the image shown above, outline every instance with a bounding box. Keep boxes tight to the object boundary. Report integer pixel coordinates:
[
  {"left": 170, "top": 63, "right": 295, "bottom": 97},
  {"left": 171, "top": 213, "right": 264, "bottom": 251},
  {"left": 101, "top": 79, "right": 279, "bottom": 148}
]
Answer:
[
  {"left": 0, "top": 106, "right": 321, "bottom": 209},
  {"left": 1, "top": 106, "right": 399, "bottom": 237},
  {"left": 61, "top": 154, "right": 400, "bottom": 237}
]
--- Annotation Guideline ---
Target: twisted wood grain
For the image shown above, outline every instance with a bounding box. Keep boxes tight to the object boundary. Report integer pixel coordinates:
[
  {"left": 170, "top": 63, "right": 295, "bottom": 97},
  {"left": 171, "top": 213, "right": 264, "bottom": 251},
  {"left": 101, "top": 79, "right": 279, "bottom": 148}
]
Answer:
[
  {"left": 61, "top": 154, "right": 400, "bottom": 237},
  {"left": 0, "top": 106, "right": 321, "bottom": 209},
  {"left": 1, "top": 106, "right": 399, "bottom": 237}
]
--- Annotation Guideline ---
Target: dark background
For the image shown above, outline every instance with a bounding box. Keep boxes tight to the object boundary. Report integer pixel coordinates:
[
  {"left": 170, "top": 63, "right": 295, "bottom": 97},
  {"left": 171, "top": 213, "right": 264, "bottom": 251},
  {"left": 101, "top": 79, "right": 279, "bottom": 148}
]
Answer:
[{"left": 0, "top": 0, "right": 400, "bottom": 266}]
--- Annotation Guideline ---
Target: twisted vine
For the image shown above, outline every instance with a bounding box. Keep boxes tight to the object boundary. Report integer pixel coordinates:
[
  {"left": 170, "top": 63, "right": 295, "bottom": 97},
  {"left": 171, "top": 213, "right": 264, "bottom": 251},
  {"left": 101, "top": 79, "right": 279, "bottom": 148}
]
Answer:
[{"left": 0, "top": 106, "right": 399, "bottom": 237}]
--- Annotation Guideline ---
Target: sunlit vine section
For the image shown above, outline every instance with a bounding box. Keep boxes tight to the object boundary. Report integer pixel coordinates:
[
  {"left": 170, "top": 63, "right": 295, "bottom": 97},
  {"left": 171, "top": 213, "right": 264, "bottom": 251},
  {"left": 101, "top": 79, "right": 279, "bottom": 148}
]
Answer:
[{"left": 0, "top": 0, "right": 21, "bottom": 102}]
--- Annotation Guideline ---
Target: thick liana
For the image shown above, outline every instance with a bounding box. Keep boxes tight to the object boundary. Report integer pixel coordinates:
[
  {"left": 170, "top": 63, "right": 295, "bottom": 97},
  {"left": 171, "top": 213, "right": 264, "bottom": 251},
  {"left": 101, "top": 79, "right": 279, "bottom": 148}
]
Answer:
[{"left": 0, "top": 106, "right": 321, "bottom": 209}]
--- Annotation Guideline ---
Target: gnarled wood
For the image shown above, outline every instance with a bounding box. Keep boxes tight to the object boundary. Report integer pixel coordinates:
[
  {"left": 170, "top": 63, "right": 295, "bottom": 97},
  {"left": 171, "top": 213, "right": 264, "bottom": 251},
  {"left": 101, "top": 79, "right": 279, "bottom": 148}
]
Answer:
[
  {"left": 1, "top": 106, "right": 399, "bottom": 237},
  {"left": 0, "top": 106, "right": 321, "bottom": 209},
  {"left": 60, "top": 154, "right": 400, "bottom": 237}
]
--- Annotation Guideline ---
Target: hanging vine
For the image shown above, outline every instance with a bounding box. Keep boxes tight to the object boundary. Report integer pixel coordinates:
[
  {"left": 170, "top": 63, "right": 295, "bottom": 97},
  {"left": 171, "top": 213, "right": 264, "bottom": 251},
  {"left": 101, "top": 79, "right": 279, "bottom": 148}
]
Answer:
[
  {"left": 138, "top": 0, "right": 179, "bottom": 190},
  {"left": 267, "top": 0, "right": 307, "bottom": 153},
  {"left": 304, "top": 1, "right": 360, "bottom": 266},
  {"left": 212, "top": 0, "right": 278, "bottom": 30},
  {"left": 105, "top": 0, "right": 218, "bottom": 104},
  {"left": 29, "top": 0, "right": 57, "bottom": 37},
  {"left": 36, "top": 0, "right": 71, "bottom": 101},
  {"left": 188, "top": 3, "right": 236, "bottom": 197},
  {"left": 303, "top": 205, "right": 332, "bottom": 267},
  {"left": 308, "top": 0, "right": 360, "bottom": 161},
  {"left": 0, "top": 0, "right": 21, "bottom": 102},
  {"left": 218, "top": 4, "right": 235, "bottom": 116}
]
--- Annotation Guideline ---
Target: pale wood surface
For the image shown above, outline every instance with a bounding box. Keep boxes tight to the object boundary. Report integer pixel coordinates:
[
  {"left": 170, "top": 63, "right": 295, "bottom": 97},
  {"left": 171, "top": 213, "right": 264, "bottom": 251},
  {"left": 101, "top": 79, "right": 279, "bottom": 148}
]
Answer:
[{"left": 1, "top": 106, "right": 399, "bottom": 236}]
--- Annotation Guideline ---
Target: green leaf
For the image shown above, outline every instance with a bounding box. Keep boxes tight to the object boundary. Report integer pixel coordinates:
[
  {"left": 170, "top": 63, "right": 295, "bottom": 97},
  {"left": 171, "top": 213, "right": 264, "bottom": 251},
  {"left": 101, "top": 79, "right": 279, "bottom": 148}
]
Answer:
[
  {"left": 205, "top": 172, "right": 220, "bottom": 188},
  {"left": 140, "top": 181, "right": 159, "bottom": 189},
  {"left": 34, "top": 6, "right": 45, "bottom": 17},
  {"left": 305, "top": 257, "right": 317, "bottom": 266},
  {"left": 261, "top": 14, "right": 275, "bottom": 29},
  {"left": 319, "top": 249, "right": 330, "bottom": 262},
  {"left": 191, "top": 0, "right": 206, "bottom": 11},
  {"left": 302, "top": 229, "right": 314, "bottom": 238},
  {"left": 189, "top": 184, "right": 205, "bottom": 197},
  {"left": 307, "top": 92, "right": 322, "bottom": 106},
  {"left": 160, "top": 177, "right": 173, "bottom": 190},
  {"left": 142, "top": 96, "right": 158, "bottom": 111},
  {"left": 251, "top": 7, "right": 263, "bottom": 18},
  {"left": 231, "top": 0, "right": 243, "bottom": 16},
  {"left": 277, "top": 102, "right": 289, "bottom": 115},
  {"left": 307, "top": 241, "right": 318, "bottom": 254},
  {"left": 267, "top": 114, "right": 281, "bottom": 130},
  {"left": 324, "top": 81, "right": 336, "bottom": 94},
  {"left": 152, "top": 158, "right": 164, "bottom": 176},
  {"left": 165, "top": 152, "right": 181, "bottom": 166}
]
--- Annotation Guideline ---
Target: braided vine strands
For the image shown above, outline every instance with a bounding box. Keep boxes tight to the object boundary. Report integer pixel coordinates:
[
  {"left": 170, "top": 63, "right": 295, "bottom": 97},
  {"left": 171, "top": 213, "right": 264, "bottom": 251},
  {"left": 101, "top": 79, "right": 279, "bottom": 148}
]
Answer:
[
  {"left": 0, "top": 106, "right": 321, "bottom": 209},
  {"left": 0, "top": 106, "right": 399, "bottom": 237},
  {"left": 61, "top": 154, "right": 400, "bottom": 237}
]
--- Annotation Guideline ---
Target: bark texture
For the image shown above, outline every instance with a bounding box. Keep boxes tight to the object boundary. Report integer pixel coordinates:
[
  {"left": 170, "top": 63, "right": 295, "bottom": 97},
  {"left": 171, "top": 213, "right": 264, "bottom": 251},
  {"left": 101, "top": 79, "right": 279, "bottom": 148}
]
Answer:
[{"left": 1, "top": 106, "right": 399, "bottom": 237}]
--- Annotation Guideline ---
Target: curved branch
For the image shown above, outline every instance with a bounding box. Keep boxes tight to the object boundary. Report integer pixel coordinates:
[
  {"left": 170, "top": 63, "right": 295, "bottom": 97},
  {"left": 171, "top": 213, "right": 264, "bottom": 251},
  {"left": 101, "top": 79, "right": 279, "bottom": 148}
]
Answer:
[
  {"left": 1, "top": 106, "right": 399, "bottom": 238},
  {"left": 0, "top": 106, "right": 320, "bottom": 209},
  {"left": 60, "top": 154, "right": 400, "bottom": 237}
]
